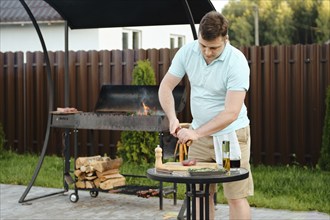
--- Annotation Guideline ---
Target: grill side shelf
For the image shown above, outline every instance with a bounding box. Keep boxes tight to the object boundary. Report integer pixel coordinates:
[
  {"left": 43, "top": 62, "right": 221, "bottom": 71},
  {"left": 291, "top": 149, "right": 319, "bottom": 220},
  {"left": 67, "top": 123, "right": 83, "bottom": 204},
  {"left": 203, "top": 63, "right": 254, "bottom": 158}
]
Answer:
[{"left": 51, "top": 113, "right": 79, "bottom": 128}]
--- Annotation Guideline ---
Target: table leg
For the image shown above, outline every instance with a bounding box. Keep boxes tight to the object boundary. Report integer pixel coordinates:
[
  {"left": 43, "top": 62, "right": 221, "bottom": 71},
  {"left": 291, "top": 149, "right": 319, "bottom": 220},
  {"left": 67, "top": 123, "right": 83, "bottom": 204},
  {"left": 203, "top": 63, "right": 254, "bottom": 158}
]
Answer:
[
  {"left": 186, "top": 184, "right": 191, "bottom": 220},
  {"left": 205, "top": 183, "right": 210, "bottom": 220},
  {"left": 174, "top": 183, "right": 177, "bottom": 205},
  {"left": 159, "top": 181, "right": 163, "bottom": 210},
  {"left": 199, "top": 184, "right": 204, "bottom": 219},
  {"left": 177, "top": 198, "right": 187, "bottom": 220},
  {"left": 192, "top": 184, "right": 196, "bottom": 220}
]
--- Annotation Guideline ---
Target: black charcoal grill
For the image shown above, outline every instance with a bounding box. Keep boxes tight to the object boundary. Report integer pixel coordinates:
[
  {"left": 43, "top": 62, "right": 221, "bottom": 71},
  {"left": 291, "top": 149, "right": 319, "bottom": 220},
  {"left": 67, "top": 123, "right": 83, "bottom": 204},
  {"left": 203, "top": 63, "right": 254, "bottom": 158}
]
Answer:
[
  {"left": 51, "top": 85, "right": 186, "bottom": 132},
  {"left": 50, "top": 84, "right": 185, "bottom": 205}
]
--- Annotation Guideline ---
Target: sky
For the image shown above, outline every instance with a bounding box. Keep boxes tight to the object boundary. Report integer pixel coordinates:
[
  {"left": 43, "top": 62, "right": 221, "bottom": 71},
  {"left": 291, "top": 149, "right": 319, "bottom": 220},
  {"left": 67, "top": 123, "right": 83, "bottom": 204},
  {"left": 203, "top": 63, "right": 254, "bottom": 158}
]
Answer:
[{"left": 211, "top": 0, "right": 229, "bottom": 12}]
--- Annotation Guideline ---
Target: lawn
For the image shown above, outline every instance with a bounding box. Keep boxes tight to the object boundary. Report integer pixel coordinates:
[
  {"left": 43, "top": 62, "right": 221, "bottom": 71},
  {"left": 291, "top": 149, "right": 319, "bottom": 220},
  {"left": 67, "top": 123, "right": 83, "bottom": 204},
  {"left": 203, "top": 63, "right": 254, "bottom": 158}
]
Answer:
[{"left": 0, "top": 149, "right": 329, "bottom": 214}]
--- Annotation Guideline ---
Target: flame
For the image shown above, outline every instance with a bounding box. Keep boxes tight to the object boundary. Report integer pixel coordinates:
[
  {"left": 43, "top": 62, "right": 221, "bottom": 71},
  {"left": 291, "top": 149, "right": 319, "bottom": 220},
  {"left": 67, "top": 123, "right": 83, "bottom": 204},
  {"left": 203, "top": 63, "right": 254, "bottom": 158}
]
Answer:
[
  {"left": 142, "top": 102, "right": 150, "bottom": 115},
  {"left": 136, "top": 102, "right": 151, "bottom": 115}
]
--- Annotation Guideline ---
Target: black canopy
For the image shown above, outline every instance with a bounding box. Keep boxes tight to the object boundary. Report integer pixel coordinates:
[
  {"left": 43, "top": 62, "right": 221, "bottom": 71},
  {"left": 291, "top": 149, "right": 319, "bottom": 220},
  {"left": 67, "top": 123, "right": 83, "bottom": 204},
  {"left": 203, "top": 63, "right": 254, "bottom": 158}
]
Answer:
[
  {"left": 44, "top": 0, "right": 215, "bottom": 29},
  {"left": 18, "top": 0, "right": 216, "bottom": 204}
]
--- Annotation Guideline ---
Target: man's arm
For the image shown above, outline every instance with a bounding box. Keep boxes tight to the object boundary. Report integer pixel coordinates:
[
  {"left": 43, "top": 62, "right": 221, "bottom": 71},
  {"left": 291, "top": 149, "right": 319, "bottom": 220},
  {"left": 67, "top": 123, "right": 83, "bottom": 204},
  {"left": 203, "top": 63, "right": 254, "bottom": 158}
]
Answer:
[
  {"left": 177, "top": 90, "right": 246, "bottom": 143},
  {"left": 158, "top": 73, "right": 182, "bottom": 136}
]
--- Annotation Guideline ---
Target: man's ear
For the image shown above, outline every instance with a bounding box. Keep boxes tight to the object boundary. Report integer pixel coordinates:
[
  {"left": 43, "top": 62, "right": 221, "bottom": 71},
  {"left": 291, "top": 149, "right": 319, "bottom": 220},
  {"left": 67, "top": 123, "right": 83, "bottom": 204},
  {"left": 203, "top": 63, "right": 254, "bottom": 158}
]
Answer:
[{"left": 226, "top": 34, "right": 230, "bottom": 42}]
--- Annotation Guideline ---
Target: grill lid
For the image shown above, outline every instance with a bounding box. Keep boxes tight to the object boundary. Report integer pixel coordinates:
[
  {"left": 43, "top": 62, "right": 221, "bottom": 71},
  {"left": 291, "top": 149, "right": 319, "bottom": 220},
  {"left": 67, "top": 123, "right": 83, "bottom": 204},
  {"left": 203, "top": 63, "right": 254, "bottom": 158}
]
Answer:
[{"left": 94, "top": 85, "right": 186, "bottom": 113}]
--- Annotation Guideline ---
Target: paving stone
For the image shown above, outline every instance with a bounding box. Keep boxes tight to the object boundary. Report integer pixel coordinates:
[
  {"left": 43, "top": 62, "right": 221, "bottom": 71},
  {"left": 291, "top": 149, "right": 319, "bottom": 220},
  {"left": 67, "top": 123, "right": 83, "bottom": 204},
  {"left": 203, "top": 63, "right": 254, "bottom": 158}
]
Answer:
[{"left": 1, "top": 184, "right": 329, "bottom": 220}]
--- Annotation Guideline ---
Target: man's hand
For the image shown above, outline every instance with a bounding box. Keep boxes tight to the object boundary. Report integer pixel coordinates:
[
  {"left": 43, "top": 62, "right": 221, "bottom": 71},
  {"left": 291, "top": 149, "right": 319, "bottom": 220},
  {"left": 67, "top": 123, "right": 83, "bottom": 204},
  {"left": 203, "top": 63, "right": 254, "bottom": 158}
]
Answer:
[
  {"left": 169, "top": 118, "right": 180, "bottom": 137},
  {"left": 176, "top": 128, "right": 200, "bottom": 145}
]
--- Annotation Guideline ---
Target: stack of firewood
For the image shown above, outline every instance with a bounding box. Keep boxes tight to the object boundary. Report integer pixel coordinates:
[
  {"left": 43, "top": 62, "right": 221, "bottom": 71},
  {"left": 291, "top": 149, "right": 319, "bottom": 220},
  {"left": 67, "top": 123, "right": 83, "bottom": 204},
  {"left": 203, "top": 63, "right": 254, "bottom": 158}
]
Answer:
[
  {"left": 74, "top": 155, "right": 125, "bottom": 190},
  {"left": 137, "top": 189, "right": 159, "bottom": 198}
]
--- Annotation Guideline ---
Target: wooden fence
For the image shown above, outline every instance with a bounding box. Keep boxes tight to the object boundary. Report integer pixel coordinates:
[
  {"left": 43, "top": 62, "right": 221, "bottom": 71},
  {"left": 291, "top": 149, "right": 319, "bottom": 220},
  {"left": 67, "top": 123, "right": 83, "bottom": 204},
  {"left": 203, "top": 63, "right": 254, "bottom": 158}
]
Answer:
[{"left": 1, "top": 44, "right": 329, "bottom": 166}]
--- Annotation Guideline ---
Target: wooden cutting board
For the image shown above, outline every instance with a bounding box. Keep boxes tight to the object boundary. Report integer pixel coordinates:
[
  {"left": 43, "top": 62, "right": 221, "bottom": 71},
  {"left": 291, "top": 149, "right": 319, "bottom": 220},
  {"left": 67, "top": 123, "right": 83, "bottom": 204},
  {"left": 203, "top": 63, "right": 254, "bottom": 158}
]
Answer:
[{"left": 158, "top": 162, "right": 218, "bottom": 171}]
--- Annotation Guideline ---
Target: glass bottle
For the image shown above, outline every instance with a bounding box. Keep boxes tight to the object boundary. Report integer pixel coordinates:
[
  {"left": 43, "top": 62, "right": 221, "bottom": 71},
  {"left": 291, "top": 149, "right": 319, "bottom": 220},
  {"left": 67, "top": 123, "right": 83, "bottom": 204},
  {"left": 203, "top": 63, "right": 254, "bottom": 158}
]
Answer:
[{"left": 222, "top": 141, "right": 230, "bottom": 172}]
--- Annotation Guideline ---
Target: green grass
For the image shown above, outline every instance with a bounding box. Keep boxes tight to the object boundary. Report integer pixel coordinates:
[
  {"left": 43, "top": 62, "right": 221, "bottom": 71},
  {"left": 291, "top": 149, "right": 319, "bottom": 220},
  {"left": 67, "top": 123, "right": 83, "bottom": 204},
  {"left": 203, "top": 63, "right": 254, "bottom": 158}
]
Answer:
[{"left": 0, "top": 149, "right": 329, "bottom": 214}]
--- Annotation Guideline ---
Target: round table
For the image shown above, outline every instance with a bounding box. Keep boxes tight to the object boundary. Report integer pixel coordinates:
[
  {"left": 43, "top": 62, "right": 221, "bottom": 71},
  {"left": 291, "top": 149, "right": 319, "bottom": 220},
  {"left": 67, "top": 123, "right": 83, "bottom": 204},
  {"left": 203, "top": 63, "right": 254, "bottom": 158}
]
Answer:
[{"left": 147, "top": 168, "right": 249, "bottom": 220}]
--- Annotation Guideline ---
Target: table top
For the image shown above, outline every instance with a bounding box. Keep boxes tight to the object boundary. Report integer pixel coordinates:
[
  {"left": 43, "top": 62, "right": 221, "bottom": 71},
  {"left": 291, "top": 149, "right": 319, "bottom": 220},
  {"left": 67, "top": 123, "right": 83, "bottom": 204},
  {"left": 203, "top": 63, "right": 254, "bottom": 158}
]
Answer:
[{"left": 146, "top": 168, "right": 249, "bottom": 184}]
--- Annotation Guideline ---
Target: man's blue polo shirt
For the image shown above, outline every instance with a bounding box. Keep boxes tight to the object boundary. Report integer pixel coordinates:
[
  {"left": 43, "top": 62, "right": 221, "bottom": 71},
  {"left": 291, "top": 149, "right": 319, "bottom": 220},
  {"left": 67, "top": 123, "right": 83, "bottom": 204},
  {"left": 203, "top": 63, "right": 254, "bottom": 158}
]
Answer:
[{"left": 168, "top": 40, "right": 250, "bottom": 136}]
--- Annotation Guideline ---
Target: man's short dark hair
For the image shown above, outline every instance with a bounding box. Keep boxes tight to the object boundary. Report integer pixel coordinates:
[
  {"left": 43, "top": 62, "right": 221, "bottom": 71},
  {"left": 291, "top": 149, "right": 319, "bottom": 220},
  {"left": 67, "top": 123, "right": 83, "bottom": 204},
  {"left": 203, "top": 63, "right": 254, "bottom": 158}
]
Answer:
[{"left": 198, "top": 11, "right": 228, "bottom": 41}]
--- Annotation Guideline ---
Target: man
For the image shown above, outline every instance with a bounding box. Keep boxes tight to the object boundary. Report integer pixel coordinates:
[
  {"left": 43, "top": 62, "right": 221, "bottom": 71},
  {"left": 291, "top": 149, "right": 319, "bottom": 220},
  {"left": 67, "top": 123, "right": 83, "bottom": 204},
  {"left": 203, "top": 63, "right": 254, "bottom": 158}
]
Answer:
[{"left": 158, "top": 11, "right": 254, "bottom": 219}]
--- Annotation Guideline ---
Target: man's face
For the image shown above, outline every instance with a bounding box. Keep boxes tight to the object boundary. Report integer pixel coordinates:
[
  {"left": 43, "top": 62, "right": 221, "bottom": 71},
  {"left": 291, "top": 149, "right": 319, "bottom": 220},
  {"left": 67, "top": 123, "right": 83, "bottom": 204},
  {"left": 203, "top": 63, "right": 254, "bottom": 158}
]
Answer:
[{"left": 198, "top": 35, "right": 227, "bottom": 64}]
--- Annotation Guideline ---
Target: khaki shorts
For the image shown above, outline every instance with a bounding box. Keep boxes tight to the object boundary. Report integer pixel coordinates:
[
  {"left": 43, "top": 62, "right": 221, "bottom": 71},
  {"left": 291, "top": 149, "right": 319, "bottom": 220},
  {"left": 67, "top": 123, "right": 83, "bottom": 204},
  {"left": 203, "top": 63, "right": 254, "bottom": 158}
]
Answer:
[{"left": 188, "top": 126, "right": 254, "bottom": 199}]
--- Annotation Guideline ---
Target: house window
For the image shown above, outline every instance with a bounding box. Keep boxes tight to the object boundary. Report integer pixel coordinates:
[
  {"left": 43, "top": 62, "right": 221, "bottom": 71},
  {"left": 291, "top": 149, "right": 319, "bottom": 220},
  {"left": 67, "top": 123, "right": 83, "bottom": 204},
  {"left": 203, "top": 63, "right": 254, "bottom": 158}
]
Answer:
[
  {"left": 122, "top": 29, "right": 141, "bottom": 50},
  {"left": 122, "top": 32, "right": 129, "bottom": 49},
  {"left": 170, "top": 34, "right": 185, "bottom": 49}
]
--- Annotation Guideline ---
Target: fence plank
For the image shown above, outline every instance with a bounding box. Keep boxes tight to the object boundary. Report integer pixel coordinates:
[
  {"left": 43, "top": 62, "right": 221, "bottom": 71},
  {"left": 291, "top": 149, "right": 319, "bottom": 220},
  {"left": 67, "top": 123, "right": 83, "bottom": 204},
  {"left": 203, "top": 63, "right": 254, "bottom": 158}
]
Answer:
[
  {"left": 277, "top": 45, "right": 290, "bottom": 165},
  {"left": 111, "top": 50, "right": 123, "bottom": 84},
  {"left": 4, "top": 53, "right": 15, "bottom": 149},
  {"left": 247, "top": 46, "right": 262, "bottom": 164},
  {"left": 292, "top": 45, "right": 305, "bottom": 164},
  {"left": 100, "top": 50, "right": 111, "bottom": 85},
  {"left": 16, "top": 52, "right": 25, "bottom": 153},
  {"left": 123, "top": 49, "right": 134, "bottom": 84},
  {"left": 0, "top": 53, "right": 4, "bottom": 143},
  {"left": 77, "top": 51, "right": 88, "bottom": 155}
]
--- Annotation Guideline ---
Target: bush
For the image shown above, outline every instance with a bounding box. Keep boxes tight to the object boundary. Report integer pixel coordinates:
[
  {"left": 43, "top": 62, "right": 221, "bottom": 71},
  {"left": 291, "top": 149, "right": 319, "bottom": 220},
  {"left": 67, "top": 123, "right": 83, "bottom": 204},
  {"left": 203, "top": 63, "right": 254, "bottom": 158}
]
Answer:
[
  {"left": 117, "top": 60, "right": 159, "bottom": 164},
  {"left": 318, "top": 86, "right": 330, "bottom": 171},
  {"left": 131, "top": 60, "right": 156, "bottom": 85}
]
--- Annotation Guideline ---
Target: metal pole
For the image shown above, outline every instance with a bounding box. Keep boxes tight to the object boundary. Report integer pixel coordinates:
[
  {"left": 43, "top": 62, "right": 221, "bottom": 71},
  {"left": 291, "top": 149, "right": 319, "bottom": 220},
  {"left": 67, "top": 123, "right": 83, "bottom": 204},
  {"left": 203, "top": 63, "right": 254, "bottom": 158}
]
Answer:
[
  {"left": 18, "top": 0, "right": 65, "bottom": 203},
  {"left": 181, "top": 0, "right": 198, "bottom": 40},
  {"left": 254, "top": 4, "right": 259, "bottom": 46},
  {"left": 64, "top": 21, "right": 69, "bottom": 107}
]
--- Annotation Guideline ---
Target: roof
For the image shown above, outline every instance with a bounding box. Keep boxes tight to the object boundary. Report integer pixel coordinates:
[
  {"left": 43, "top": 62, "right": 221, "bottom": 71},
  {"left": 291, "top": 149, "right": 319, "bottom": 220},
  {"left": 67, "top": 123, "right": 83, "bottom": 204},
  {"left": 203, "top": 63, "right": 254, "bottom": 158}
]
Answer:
[{"left": 0, "top": 0, "right": 63, "bottom": 24}]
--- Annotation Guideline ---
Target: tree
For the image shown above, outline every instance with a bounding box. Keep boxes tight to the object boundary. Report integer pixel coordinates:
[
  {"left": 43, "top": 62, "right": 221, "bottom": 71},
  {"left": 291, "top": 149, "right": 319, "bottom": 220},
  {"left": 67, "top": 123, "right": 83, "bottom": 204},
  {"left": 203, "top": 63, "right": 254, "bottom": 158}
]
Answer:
[
  {"left": 287, "top": 0, "right": 318, "bottom": 44},
  {"left": 315, "top": 0, "right": 330, "bottom": 43},
  {"left": 222, "top": 0, "right": 255, "bottom": 47},
  {"left": 258, "top": 0, "right": 294, "bottom": 45},
  {"left": 222, "top": 0, "right": 329, "bottom": 46}
]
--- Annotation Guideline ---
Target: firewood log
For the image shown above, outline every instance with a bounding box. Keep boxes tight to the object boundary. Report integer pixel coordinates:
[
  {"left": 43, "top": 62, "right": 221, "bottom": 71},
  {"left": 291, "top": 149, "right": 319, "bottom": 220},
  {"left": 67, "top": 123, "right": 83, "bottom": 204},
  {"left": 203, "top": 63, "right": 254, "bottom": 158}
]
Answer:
[
  {"left": 85, "top": 181, "right": 95, "bottom": 189},
  {"left": 91, "top": 158, "right": 123, "bottom": 173},
  {"left": 74, "top": 169, "right": 82, "bottom": 177},
  {"left": 76, "top": 155, "right": 102, "bottom": 169},
  {"left": 96, "top": 169, "right": 119, "bottom": 178},
  {"left": 86, "top": 172, "right": 95, "bottom": 177},
  {"left": 94, "top": 178, "right": 101, "bottom": 188},
  {"left": 80, "top": 165, "right": 87, "bottom": 172},
  {"left": 99, "top": 177, "right": 126, "bottom": 190},
  {"left": 76, "top": 180, "right": 86, "bottom": 189},
  {"left": 80, "top": 165, "right": 94, "bottom": 173},
  {"left": 85, "top": 175, "right": 97, "bottom": 180},
  {"left": 99, "top": 173, "right": 124, "bottom": 182},
  {"left": 74, "top": 170, "right": 86, "bottom": 180}
]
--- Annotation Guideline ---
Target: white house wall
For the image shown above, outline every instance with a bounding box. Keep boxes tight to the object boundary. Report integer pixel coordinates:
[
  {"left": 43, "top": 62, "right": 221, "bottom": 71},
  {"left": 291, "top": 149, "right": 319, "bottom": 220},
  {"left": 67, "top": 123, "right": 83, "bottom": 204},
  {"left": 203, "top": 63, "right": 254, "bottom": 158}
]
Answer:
[
  {"left": 138, "top": 25, "right": 197, "bottom": 49},
  {"left": 0, "top": 23, "right": 198, "bottom": 53},
  {"left": 1, "top": 23, "right": 101, "bottom": 53}
]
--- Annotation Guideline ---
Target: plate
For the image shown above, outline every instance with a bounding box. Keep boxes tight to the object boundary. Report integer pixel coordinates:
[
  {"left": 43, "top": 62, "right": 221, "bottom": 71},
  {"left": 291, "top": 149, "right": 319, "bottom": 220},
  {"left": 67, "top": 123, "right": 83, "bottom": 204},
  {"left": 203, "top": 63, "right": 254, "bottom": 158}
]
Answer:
[{"left": 188, "top": 168, "right": 227, "bottom": 176}]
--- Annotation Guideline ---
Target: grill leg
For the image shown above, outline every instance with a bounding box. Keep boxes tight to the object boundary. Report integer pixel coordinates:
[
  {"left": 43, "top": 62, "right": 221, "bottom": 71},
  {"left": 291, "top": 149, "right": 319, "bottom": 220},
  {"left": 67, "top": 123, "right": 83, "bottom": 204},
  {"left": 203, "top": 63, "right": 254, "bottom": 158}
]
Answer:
[
  {"left": 63, "top": 130, "right": 71, "bottom": 190},
  {"left": 159, "top": 181, "right": 163, "bottom": 210}
]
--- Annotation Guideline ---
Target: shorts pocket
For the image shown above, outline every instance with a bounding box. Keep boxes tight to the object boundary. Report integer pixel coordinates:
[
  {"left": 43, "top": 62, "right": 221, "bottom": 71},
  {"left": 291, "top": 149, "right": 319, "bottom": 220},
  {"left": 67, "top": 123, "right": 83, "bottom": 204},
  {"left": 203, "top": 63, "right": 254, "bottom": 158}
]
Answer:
[{"left": 236, "top": 126, "right": 249, "bottom": 143}]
